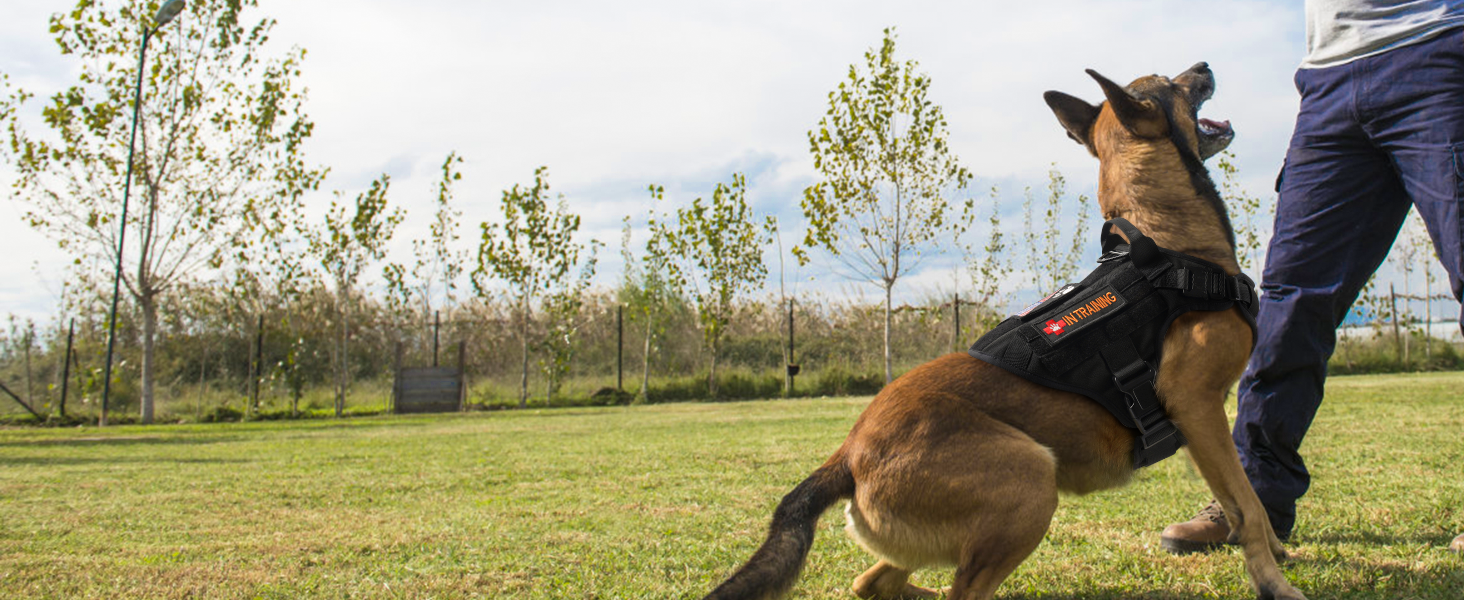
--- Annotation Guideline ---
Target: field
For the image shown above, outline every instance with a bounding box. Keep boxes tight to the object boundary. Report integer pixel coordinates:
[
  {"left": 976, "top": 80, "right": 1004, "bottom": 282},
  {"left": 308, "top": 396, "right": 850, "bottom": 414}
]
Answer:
[{"left": 1, "top": 372, "right": 1462, "bottom": 599}]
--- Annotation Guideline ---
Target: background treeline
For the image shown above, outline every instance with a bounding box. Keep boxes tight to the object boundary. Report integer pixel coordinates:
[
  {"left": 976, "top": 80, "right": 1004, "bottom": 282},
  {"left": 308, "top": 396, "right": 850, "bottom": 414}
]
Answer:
[
  {"left": 0, "top": 284, "right": 1008, "bottom": 421},
  {"left": 1, "top": 248, "right": 1459, "bottom": 424}
]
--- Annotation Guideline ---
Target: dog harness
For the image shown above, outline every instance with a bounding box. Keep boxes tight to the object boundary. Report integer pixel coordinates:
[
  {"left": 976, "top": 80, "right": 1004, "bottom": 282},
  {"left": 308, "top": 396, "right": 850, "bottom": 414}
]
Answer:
[{"left": 967, "top": 218, "right": 1259, "bottom": 469}]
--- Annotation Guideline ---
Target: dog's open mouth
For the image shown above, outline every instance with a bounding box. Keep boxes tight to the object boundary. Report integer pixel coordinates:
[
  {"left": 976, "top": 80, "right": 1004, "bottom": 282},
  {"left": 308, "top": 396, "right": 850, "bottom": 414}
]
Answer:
[
  {"left": 1196, "top": 116, "right": 1234, "bottom": 160},
  {"left": 1179, "top": 63, "right": 1234, "bottom": 160}
]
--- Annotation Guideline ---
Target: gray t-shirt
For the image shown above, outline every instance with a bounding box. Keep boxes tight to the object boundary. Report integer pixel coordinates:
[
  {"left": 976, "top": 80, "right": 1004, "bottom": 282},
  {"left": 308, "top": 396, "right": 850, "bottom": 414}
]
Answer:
[{"left": 1304, "top": 0, "right": 1464, "bottom": 68}]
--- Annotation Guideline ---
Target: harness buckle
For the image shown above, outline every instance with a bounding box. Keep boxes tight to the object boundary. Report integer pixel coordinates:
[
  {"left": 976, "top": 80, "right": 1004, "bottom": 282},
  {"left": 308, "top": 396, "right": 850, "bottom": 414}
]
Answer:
[
  {"left": 1230, "top": 276, "right": 1256, "bottom": 309},
  {"left": 1112, "top": 362, "right": 1157, "bottom": 414},
  {"left": 1179, "top": 269, "right": 1226, "bottom": 301}
]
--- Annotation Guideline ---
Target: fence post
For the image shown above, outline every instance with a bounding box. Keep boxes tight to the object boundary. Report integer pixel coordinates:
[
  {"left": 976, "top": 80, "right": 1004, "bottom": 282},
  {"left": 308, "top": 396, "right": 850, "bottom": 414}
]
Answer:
[
  {"left": 953, "top": 293, "right": 961, "bottom": 351},
  {"left": 786, "top": 298, "right": 797, "bottom": 397},
  {"left": 457, "top": 340, "right": 467, "bottom": 412},
  {"left": 72, "top": 347, "right": 83, "bottom": 418},
  {"left": 23, "top": 327, "right": 33, "bottom": 414},
  {"left": 1390, "top": 283, "right": 1402, "bottom": 364},
  {"left": 251, "top": 313, "right": 263, "bottom": 416},
  {"left": 616, "top": 305, "right": 624, "bottom": 392},
  {"left": 59, "top": 319, "right": 75, "bottom": 419},
  {"left": 392, "top": 342, "right": 403, "bottom": 414},
  {"left": 433, "top": 310, "right": 440, "bottom": 368}
]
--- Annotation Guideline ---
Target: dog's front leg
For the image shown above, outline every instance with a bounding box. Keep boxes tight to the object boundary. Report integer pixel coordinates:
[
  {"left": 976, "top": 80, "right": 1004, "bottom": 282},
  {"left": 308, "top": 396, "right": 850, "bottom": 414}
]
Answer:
[{"left": 1168, "top": 393, "right": 1305, "bottom": 600}]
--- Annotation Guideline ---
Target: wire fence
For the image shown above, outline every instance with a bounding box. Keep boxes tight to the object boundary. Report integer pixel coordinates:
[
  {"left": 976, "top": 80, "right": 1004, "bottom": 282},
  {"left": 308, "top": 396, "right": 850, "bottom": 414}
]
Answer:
[{"left": 2, "top": 285, "right": 1461, "bottom": 422}]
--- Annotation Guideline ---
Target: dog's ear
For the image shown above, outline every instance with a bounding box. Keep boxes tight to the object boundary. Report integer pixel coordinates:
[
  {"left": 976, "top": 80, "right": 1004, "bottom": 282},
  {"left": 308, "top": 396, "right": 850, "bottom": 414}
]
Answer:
[
  {"left": 1086, "top": 69, "right": 1167, "bottom": 138},
  {"left": 1043, "top": 91, "right": 1100, "bottom": 148}
]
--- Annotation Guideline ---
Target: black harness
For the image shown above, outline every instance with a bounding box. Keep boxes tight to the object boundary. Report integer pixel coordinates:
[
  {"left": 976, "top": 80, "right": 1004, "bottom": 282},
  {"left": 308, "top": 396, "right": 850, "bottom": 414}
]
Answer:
[{"left": 967, "top": 218, "right": 1259, "bottom": 468}]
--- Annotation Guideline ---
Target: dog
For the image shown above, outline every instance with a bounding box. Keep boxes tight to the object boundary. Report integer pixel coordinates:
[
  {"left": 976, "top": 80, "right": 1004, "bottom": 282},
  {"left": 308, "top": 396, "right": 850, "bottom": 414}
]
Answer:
[{"left": 700, "top": 63, "right": 1306, "bottom": 600}]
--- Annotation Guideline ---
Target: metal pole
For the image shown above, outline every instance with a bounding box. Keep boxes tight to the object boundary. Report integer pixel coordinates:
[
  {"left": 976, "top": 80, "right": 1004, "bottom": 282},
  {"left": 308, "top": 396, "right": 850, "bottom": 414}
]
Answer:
[
  {"left": 432, "top": 310, "right": 440, "bottom": 367},
  {"left": 616, "top": 305, "right": 624, "bottom": 391},
  {"left": 953, "top": 293, "right": 961, "bottom": 351},
  {"left": 392, "top": 342, "right": 403, "bottom": 414},
  {"left": 99, "top": 27, "right": 155, "bottom": 427},
  {"left": 97, "top": 0, "right": 185, "bottom": 426},
  {"left": 457, "top": 340, "right": 467, "bottom": 411},
  {"left": 250, "top": 313, "right": 263, "bottom": 415},
  {"left": 787, "top": 298, "right": 796, "bottom": 396},
  {"left": 0, "top": 382, "right": 41, "bottom": 420},
  {"left": 59, "top": 319, "right": 75, "bottom": 419}
]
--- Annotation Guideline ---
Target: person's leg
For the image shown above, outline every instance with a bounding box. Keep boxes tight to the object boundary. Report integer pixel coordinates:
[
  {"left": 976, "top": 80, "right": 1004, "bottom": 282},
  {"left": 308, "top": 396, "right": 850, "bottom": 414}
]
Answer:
[
  {"left": 1366, "top": 28, "right": 1464, "bottom": 314},
  {"left": 1239, "top": 29, "right": 1464, "bottom": 539},
  {"left": 1164, "top": 60, "right": 1414, "bottom": 554},
  {"left": 1232, "top": 98, "right": 1413, "bottom": 539},
  {"left": 1367, "top": 29, "right": 1464, "bottom": 550}
]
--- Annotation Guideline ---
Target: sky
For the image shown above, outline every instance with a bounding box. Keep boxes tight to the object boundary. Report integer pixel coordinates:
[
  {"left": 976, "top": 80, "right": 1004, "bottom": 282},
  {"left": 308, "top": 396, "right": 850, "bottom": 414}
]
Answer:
[{"left": 0, "top": 0, "right": 1337, "bottom": 325}]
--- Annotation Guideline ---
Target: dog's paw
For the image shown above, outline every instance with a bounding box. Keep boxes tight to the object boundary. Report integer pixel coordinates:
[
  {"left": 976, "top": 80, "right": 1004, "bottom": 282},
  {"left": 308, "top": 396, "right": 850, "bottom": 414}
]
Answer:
[
  {"left": 897, "top": 584, "right": 942, "bottom": 600},
  {"left": 1257, "top": 585, "right": 1307, "bottom": 600}
]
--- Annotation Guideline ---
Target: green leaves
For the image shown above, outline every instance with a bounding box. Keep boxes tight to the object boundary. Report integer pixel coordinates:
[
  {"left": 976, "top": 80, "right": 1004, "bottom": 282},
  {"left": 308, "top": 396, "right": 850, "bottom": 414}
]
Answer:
[
  {"left": 1, "top": 0, "right": 324, "bottom": 419},
  {"left": 647, "top": 173, "right": 770, "bottom": 397},
  {"left": 1021, "top": 164, "right": 1091, "bottom": 296},
  {"left": 1215, "top": 150, "right": 1265, "bottom": 272},
  {"left": 798, "top": 27, "right": 972, "bottom": 283},
  {"left": 312, "top": 174, "right": 403, "bottom": 298},
  {"left": 797, "top": 27, "right": 975, "bottom": 381},
  {"left": 473, "top": 167, "right": 597, "bottom": 403}
]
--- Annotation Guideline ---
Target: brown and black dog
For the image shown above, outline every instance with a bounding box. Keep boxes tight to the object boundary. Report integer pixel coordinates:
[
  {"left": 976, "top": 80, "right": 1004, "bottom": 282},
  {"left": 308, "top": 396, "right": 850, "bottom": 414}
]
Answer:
[{"left": 701, "top": 63, "right": 1306, "bottom": 600}]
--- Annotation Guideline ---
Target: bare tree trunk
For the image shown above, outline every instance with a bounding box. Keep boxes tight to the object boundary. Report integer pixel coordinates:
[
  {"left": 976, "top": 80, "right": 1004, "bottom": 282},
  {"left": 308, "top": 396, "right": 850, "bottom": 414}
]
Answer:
[
  {"left": 140, "top": 293, "right": 158, "bottom": 424},
  {"left": 883, "top": 281, "right": 894, "bottom": 384},
  {"left": 519, "top": 302, "right": 530, "bottom": 409}
]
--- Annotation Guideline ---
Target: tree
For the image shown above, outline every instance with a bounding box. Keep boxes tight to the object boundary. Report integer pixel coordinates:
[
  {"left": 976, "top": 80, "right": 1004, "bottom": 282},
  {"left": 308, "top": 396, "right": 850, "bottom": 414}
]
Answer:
[
  {"left": 797, "top": 27, "right": 974, "bottom": 384},
  {"left": 385, "top": 151, "right": 467, "bottom": 362},
  {"left": 620, "top": 209, "right": 680, "bottom": 403},
  {"left": 1215, "top": 151, "right": 1266, "bottom": 272},
  {"left": 0, "top": 0, "right": 320, "bottom": 423},
  {"left": 310, "top": 175, "right": 402, "bottom": 417},
  {"left": 1022, "top": 165, "right": 1090, "bottom": 296},
  {"left": 965, "top": 186, "right": 1012, "bottom": 332},
  {"left": 538, "top": 242, "right": 599, "bottom": 402},
  {"left": 473, "top": 167, "right": 593, "bottom": 408},
  {"left": 648, "top": 174, "right": 771, "bottom": 399}
]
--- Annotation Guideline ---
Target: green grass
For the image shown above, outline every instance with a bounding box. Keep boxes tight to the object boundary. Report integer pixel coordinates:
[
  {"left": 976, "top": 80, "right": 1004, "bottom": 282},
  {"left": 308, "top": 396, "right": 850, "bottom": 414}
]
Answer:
[{"left": 1, "top": 372, "right": 1461, "bottom": 599}]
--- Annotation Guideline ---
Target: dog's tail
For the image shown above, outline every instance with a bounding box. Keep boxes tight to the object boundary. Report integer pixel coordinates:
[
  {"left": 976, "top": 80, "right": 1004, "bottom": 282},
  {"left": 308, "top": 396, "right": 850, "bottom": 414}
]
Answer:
[{"left": 702, "top": 460, "right": 854, "bottom": 600}]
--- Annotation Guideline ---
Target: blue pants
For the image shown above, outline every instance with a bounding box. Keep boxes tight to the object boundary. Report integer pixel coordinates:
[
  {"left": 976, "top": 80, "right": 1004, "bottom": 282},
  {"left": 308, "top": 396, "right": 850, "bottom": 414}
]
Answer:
[{"left": 1234, "top": 27, "right": 1464, "bottom": 538}]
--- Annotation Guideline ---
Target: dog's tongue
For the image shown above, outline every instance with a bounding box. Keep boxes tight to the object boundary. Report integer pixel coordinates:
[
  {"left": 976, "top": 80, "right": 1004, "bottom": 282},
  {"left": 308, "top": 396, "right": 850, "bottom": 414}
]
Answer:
[{"left": 1200, "top": 118, "right": 1232, "bottom": 133}]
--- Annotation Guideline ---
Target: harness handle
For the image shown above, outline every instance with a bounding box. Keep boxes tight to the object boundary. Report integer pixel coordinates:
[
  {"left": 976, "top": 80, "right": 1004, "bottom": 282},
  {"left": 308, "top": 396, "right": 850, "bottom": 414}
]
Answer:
[{"left": 1101, "top": 218, "right": 1160, "bottom": 267}]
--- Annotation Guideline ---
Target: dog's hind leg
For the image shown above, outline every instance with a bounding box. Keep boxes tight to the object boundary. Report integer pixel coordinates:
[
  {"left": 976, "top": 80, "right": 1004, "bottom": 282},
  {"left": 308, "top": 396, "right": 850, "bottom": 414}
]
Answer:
[
  {"left": 931, "top": 418, "right": 1059, "bottom": 600},
  {"left": 944, "top": 496, "right": 1056, "bottom": 600},
  {"left": 845, "top": 399, "right": 1058, "bottom": 600},
  {"left": 851, "top": 560, "right": 938, "bottom": 600},
  {"left": 938, "top": 423, "right": 1059, "bottom": 600}
]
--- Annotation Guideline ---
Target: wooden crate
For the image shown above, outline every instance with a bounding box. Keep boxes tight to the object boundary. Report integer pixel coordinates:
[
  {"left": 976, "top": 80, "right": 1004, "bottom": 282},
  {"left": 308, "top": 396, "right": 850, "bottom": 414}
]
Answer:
[{"left": 393, "top": 367, "right": 463, "bottom": 413}]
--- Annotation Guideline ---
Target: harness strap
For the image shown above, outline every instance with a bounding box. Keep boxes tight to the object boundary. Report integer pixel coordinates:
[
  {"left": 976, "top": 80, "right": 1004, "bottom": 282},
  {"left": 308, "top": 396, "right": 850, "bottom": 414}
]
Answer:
[
  {"left": 1154, "top": 267, "right": 1260, "bottom": 317},
  {"left": 1100, "top": 218, "right": 1160, "bottom": 267},
  {"left": 1098, "top": 336, "right": 1186, "bottom": 468}
]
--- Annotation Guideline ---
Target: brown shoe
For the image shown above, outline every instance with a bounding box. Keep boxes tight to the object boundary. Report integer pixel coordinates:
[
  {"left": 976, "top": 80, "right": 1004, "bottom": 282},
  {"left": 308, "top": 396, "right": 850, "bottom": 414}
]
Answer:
[
  {"left": 1161, "top": 500, "right": 1238, "bottom": 555},
  {"left": 1451, "top": 533, "right": 1464, "bottom": 552}
]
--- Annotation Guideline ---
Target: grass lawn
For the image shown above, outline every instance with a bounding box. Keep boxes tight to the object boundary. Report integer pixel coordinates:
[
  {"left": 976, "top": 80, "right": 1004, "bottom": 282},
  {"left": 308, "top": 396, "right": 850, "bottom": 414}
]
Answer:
[{"left": 1, "top": 371, "right": 1461, "bottom": 599}]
